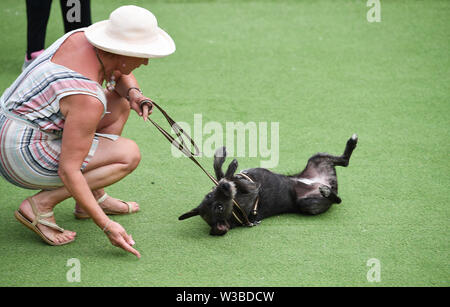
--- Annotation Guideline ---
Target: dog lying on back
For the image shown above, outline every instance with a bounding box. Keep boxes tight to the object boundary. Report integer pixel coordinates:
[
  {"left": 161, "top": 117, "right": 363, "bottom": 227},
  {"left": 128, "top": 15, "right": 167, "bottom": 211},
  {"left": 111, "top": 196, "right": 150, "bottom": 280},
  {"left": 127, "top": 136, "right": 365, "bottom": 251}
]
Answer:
[{"left": 179, "top": 134, "right": 358, "bottom": 235}]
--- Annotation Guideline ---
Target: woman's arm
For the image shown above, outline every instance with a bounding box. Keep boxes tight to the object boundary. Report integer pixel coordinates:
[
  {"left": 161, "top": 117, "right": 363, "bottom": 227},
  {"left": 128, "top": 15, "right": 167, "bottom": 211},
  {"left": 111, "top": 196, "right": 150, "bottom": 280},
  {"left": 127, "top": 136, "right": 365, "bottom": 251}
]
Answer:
[
  {"left": 114, "top": 72, "right": 153, "bottom": 121},
  {"left": 114, "top": 72, "right": 140, "bottom": 99},
  {"left": 58, "top": 95, "right": 107, "bottom": 228},
  {"left": 58, "top": 94, "right": 140, "bottom": 258}
]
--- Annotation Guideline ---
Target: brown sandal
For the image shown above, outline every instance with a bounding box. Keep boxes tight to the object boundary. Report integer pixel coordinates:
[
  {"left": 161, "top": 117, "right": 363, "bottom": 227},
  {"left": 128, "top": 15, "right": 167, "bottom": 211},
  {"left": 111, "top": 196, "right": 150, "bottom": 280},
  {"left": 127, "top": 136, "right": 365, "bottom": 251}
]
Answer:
[{"left": 15, "top": 197, "right": 74, "bottom": 246}]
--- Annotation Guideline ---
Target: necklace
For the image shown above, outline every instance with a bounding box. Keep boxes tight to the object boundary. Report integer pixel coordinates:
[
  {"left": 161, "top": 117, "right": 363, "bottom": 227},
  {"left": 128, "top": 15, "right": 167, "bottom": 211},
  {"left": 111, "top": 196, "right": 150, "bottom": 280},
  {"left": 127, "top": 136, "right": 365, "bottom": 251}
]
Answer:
[{"left": 94, "top": 47, "right": 116, "bottom": 91}]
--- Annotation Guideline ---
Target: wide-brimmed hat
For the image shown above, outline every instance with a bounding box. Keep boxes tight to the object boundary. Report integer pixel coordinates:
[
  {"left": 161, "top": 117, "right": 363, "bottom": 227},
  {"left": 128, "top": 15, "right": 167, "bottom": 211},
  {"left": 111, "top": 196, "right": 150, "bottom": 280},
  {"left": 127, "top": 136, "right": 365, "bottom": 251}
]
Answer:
[{"left": 85, "top": 5, "right": 175, "bottom": 58}]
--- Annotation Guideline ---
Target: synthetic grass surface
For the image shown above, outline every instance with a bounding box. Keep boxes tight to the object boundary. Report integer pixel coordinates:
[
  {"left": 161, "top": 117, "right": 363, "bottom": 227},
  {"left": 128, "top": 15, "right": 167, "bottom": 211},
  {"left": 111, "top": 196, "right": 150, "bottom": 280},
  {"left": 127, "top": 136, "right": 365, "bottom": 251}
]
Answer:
[{"left": 0, "top": 0, "right": 449, "bottom": 286}]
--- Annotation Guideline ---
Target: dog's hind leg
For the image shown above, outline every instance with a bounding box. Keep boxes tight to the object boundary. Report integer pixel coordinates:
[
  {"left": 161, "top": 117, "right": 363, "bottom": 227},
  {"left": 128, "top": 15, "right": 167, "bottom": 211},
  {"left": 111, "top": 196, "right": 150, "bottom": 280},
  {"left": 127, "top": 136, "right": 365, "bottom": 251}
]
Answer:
[
  {"left": 295, "top": 197, "right": 333, "bottom": 215},
  {"left": 339, "top": 133, "right": 358, "bottom": 166},
  {"left": 308, "top": 134, "right": 358, "bottom": 167},
  {"left": 319, "top": 185, "right": 341, "bottom": 204}
]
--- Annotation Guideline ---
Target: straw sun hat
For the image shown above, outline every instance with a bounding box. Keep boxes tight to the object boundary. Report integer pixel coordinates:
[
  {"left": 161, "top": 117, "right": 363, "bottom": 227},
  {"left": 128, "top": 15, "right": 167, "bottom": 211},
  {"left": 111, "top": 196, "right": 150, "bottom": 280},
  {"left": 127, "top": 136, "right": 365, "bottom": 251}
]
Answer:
[{"left": 85, "top": 5, "right": 175, "bottom": 58}]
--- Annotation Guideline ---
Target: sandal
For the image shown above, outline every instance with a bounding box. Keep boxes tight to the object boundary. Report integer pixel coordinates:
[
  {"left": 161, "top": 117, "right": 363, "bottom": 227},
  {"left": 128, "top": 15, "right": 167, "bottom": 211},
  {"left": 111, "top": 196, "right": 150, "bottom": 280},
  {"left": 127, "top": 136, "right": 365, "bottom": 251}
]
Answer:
[
  {"left": 73, "top": 193, "right": 137, "bottom": 219},
  {"left": 14, "top": 197, "right": 74, "bottom": 246}
]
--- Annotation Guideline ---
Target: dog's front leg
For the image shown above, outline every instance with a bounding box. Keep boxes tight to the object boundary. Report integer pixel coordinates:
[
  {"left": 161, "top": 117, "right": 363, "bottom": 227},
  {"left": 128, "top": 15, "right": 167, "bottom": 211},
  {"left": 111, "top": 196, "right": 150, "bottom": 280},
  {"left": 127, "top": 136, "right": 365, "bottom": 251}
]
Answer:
[{"left": 319, "top": 185, "right": 342, "bottom": 204}]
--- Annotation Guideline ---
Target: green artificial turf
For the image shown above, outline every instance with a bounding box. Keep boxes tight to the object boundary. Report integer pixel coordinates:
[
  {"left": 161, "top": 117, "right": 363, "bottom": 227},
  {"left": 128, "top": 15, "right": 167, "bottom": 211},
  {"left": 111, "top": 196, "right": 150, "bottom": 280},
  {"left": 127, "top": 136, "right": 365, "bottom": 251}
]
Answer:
[{"left": 0, "top": 0, "right": 449, "bottom": 287}]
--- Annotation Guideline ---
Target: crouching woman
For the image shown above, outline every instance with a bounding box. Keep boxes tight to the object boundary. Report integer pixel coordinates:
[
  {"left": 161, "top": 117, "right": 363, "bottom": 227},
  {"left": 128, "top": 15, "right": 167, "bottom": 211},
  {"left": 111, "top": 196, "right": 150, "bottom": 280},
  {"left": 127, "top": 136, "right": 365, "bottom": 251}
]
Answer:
[{"left": 0, "top": 6, "right": 175, "bottom": 257}]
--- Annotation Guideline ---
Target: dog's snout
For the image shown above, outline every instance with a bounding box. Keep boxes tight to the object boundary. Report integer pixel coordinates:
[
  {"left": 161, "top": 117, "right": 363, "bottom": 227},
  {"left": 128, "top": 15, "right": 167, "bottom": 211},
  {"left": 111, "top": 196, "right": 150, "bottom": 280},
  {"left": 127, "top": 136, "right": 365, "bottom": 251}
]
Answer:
[
  {"left": 221, "top": 182, "right": 230, "bottom": 191},
  {"left": 210, "top": 228, "right": 228, "bottom": 236},
  {"left": 210, "top": 221, "right": 230, "bottom": 236},
  {"left": 217, "top": 179, "right": 236, "bottom": 199}
]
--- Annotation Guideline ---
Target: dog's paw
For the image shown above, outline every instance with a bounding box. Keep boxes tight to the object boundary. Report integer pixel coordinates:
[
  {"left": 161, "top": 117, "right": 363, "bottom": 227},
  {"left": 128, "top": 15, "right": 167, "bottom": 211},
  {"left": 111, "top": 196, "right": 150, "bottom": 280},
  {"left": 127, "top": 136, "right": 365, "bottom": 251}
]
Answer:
[
  {"left": 248, "top": 220, "right": 261, "bottom": 227},
  {"left": 347, "top": 133, "right": 358, "bottom": 149},
  {"left": 319, "top": 185, "right": 331, "bottom": 198}
]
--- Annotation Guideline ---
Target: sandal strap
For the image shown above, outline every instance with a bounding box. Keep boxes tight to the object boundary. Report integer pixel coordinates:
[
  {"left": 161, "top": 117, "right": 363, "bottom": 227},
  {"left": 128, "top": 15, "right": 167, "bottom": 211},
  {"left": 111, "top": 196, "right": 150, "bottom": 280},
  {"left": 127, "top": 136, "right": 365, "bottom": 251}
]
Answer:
[
  {"left": 125, "top": 201, "right": 133, "bottom": 214},
  {"left": 117, "top": 200, "right": 133, "bottom": 214},
  {"left": 37, "top": 219, "right": 65, "bottom": 232},
  {"left": 39, "top": 211, "right": 54, "bottom": 218},
  {"left": 98, "top": 193, "right": 133, "bottom": 214},
  {"left": 97, "top": 193, "right": 109, "bottom": 204},
  {"left": 27, "top": 197, "right": 64, "bottom": 233}
]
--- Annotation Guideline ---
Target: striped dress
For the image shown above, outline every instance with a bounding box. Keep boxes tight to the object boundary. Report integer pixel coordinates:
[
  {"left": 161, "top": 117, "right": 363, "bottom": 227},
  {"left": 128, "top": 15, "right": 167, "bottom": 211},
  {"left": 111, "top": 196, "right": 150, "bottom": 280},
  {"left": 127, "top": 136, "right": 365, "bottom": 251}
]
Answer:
[{"left": 0, "top": 29, "right": 107, "bottom": 190}]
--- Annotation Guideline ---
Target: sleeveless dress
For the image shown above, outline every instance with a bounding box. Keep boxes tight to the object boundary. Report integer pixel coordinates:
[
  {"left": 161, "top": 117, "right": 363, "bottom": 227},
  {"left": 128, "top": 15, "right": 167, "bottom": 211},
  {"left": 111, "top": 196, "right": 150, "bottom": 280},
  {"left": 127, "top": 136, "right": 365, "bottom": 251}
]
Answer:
[{"left": 0, "top": 28, "right": 112, "bottom": 190}]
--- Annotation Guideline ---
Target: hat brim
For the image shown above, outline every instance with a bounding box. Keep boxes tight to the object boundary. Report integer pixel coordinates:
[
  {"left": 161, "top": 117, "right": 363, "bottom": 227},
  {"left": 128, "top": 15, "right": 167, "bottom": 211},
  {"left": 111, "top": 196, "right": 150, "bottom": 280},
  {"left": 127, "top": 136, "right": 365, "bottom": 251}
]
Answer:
[{"left": 85, "top": 20, "right": 176, "bottom": 58}]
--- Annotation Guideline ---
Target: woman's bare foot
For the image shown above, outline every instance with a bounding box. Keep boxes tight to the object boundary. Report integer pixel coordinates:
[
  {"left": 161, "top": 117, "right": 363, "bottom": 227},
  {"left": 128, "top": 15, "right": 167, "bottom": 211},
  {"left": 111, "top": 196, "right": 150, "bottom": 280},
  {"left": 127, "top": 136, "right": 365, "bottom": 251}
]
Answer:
[
  {"left": 18, "top": 197, "right": 77, "bottom": 245},
  {"left": 74, "top": 190, "right": 139, "bottom": 217}
]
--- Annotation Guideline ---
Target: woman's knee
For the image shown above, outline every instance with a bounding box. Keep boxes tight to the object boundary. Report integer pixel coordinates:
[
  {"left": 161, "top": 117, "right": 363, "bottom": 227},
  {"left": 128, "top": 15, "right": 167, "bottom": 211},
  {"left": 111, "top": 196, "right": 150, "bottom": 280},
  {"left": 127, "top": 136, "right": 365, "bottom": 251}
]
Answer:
[
  {"left": 83, "top": 137, "right": 141, "bottom": 173},
  {"left": 120, "top": 138, "right": 141, "bottom": 172}
]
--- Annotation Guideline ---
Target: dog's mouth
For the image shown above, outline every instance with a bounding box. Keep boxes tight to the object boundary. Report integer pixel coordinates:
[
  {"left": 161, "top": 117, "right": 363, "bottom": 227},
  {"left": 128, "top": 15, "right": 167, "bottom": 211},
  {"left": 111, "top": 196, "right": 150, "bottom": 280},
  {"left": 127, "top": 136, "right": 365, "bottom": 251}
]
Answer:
[{"left": 210, "top": 221, "right": 230, "bottom": 236}]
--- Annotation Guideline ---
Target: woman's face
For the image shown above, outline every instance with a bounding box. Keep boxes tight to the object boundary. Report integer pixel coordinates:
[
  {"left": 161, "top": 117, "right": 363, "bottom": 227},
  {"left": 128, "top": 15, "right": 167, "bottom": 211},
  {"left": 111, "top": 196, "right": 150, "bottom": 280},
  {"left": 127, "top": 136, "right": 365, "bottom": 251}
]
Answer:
[{"left": 118, "top": 56, "right": 149, "bottom": 75}]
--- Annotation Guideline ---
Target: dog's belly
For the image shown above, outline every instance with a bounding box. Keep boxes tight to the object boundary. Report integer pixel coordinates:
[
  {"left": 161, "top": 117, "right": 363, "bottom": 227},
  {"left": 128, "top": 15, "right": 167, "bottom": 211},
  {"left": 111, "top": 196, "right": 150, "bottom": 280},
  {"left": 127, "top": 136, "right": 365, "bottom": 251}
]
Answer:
[
  {"left": 291, "top": 177, "right": 331, "bottom": 198},
  {"left": 293, "top": 177, "right": 329, "bottom": 186}
]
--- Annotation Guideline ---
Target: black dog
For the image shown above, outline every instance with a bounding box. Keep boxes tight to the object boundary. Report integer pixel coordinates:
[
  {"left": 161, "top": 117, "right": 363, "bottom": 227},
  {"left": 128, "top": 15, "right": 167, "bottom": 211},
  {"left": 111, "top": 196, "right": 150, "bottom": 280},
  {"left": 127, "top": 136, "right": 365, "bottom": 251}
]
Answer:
[{"left": 179, "top": 134, "right": 358, "bottom": 235}]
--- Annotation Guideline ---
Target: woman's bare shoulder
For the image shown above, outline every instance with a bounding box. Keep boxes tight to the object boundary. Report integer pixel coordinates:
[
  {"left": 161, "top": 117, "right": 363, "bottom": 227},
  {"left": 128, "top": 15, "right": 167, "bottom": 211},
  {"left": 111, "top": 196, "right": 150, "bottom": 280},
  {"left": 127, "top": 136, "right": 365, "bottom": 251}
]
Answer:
[
  {"left": 51, "top": 32, "right": 99, "bottom": 82},
  {"left": 59, "top": 93, "right": 104, "bottom": 119}
]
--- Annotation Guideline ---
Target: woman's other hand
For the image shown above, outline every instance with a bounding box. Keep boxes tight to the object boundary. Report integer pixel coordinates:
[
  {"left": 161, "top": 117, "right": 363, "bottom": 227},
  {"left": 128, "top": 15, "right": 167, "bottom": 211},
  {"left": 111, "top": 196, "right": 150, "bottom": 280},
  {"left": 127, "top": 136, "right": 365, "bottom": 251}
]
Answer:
[{"left": 104, "top": 220, "right": 141, "bottom": 258}]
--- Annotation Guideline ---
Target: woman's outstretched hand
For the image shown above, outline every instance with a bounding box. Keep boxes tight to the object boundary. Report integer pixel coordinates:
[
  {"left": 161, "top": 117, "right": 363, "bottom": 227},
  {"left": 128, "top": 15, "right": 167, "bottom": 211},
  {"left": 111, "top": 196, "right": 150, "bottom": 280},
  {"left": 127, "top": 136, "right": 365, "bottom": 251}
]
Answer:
[{"left": 104, "top": 220, "right": 141, "bottom": 258}]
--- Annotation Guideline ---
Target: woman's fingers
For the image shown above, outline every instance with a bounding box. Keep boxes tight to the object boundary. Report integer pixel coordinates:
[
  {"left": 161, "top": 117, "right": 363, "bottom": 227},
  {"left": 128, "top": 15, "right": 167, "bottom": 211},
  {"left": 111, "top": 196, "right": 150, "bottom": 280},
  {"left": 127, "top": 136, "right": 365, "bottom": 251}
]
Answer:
[
  {"left": 117, "top": 235, "right": 141, "bottom": 258},
  {"left": 142, "top": 104, "right": 149, "bottom": 121},
  {"left": 106, "top": 222, "right": 141, "bottom": 258},
  {"left": 129, "top": 97, "right": 153, "bottom": 121},
  {"left": 129, "top": 234, "right": 136, "bottom": 246},
  {"left": 141, "top": 101, "right": 153, "bottom": 121},
  {"left": 112, "top": 233, "right": 140, "bottom": 258}
]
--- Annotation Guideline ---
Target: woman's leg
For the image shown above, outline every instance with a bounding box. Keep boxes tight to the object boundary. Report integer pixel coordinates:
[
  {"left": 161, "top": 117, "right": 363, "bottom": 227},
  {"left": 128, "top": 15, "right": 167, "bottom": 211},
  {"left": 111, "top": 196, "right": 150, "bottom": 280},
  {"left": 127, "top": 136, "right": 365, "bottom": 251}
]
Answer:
[
  {"left": 19, "top": 91, "right": 140, "bottom": 244},
  {"left": 76, "top": 90, "right": 140, "bottom": 214},
  {"left": 19, "top": 135, "right": 141, "bottom": 244}
]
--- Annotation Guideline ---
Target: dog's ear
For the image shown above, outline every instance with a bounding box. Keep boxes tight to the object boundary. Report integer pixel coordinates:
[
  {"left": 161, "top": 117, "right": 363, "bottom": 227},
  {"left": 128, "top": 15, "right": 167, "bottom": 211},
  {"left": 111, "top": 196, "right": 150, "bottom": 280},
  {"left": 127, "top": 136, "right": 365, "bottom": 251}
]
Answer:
[
  {"left": 178, "top": 208, "right": 200, "bottom": 220},
  {"left": 213, "top": 147, "right": 227, "bottom": 180},
  {"left": 224, "top": 159, "right": 238, "bottom": 180}
]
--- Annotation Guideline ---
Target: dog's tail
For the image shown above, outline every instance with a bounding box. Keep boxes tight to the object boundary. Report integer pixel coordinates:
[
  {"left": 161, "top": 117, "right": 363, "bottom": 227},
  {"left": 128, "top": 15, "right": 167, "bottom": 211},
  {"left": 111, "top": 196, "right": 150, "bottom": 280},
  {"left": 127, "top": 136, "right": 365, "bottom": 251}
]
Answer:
[{"left": 214, "top": 147, "right": 227, "bottom": 180}]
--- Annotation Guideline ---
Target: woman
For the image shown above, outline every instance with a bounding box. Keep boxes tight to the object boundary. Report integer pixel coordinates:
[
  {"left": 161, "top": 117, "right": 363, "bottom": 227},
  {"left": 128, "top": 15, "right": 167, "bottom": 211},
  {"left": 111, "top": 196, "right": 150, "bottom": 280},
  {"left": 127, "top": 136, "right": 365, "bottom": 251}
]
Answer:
[{"left": 0, "top": 5, "right": 176, "bottom": 258}]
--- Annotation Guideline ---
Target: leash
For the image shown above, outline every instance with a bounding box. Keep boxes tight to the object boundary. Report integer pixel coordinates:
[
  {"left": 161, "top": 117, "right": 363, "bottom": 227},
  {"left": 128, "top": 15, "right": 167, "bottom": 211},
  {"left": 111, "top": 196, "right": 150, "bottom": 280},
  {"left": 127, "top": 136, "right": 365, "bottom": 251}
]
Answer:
[
  {"left": 236, "top": 172, "right": 260, "bottom": 217},
  {"left": 146, "top": 100, "right": 218, "bottom": 185},
  {"left": 144, "top": 99, "right": 253, "bottom": 226}
]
